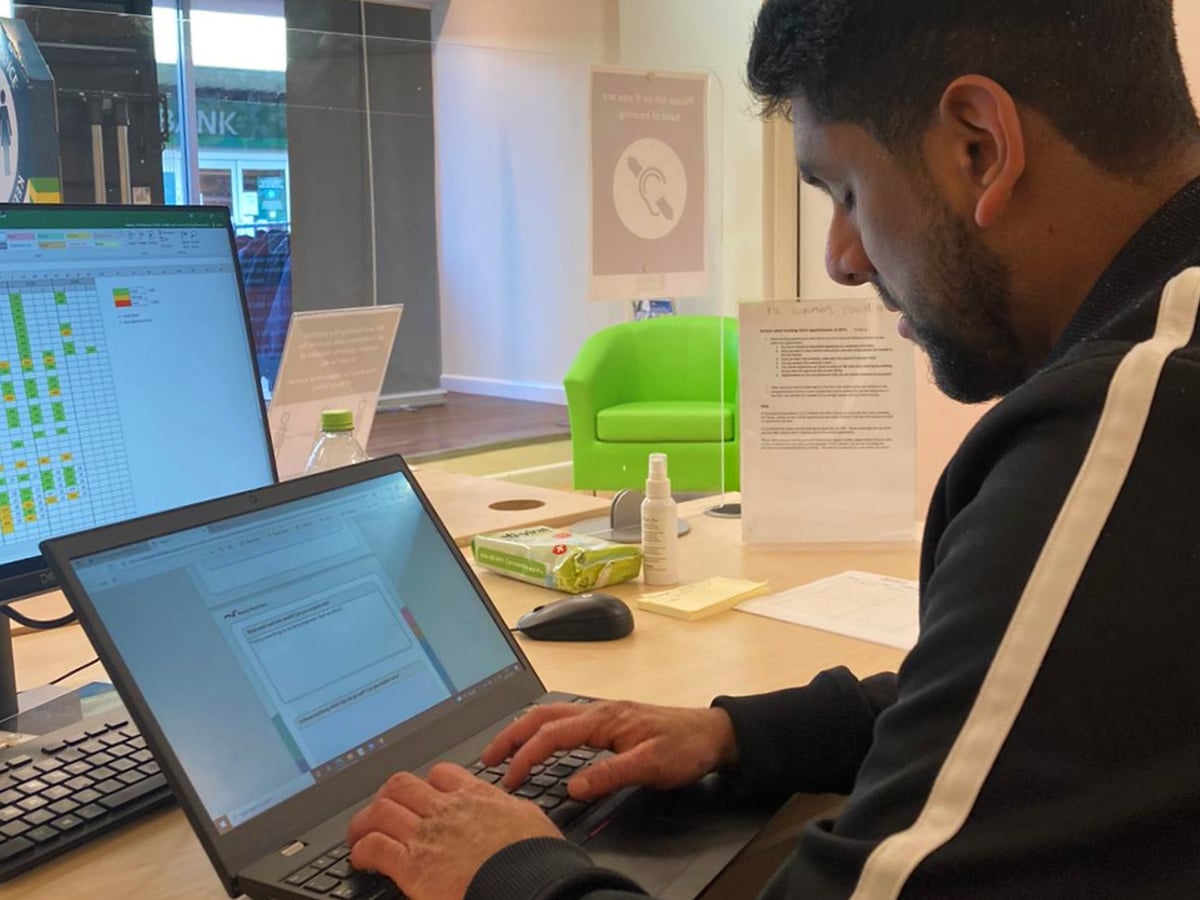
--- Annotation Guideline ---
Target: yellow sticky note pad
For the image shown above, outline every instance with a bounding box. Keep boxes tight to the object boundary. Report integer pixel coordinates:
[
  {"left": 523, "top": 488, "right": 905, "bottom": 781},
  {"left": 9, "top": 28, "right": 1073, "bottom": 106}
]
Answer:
[{"left": 637, "top": 576, "right": 770, "bottom": 622}]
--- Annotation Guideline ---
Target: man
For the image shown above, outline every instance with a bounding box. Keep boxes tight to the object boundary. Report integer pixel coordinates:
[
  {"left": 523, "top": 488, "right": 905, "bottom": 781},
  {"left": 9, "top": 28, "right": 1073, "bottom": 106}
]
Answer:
[{"left": 347, "top": 1, "right": 1200, "bottom": 896}]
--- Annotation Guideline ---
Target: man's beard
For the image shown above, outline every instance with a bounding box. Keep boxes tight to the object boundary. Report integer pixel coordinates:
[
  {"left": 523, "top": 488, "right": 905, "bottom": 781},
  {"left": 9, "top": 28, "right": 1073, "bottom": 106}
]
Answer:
[{"left": 880, "top": 204, "right": 1030, "bottom": 403}]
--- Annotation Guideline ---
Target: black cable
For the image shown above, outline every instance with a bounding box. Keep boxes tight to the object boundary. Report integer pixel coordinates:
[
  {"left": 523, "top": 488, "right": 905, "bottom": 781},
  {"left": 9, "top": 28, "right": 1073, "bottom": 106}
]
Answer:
[
  {"left": 1, "top": 604, "right": 77, "bottom": 630},
  {"left": 49, "top": 656, "right": 100, "bottom": 686}
]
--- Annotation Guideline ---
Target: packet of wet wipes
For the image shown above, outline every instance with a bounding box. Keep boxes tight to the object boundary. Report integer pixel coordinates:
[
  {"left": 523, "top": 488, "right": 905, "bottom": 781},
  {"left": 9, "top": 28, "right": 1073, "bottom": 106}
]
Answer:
[{"left": 471, "top": 526, "right": 643, "bottom": 593}]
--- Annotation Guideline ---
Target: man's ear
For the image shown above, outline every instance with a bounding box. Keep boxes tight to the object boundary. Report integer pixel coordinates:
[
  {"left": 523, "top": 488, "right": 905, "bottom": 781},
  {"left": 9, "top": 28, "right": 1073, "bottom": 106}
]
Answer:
[{"left": 938, "top": 75, "right": 1026, "bottom": 229}]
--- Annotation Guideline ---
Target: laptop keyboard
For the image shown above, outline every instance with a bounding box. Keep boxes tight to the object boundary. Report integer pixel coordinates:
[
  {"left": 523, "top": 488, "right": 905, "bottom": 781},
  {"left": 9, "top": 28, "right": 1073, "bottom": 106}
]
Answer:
[
  {"left": 285, "top": 747, "right": 602, "bottom": 897},
  {"left": 468, "top": 745, "right": 600, "bottom": 826},
  {"left": 0, "top": 715, "right": 172, "bottom": 881}
]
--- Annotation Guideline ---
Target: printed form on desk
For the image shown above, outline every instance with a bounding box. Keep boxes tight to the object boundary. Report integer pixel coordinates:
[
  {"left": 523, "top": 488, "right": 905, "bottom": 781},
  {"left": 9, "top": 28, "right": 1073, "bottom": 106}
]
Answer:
[{"left": 736, "top": 571, "right": 919, "bottom": 650}]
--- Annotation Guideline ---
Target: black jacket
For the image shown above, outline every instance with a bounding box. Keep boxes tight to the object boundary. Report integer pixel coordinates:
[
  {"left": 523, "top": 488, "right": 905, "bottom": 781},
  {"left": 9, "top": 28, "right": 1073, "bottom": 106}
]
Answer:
[{"left": 466, "top": 177, "right": 1200, "bottom": 900}]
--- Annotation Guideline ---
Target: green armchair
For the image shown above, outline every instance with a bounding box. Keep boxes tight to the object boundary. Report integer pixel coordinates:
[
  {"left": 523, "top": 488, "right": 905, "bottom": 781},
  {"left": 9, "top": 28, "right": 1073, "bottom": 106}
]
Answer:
[{"left": 564, "top": 315, "right": 739, "bottom": 492}]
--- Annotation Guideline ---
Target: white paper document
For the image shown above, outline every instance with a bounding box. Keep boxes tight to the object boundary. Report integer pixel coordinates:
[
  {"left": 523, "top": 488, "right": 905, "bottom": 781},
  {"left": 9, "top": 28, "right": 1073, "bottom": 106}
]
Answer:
[
  {"left": 736, "top": 570, "right": 920, "bottom": 650},
  {"left": 739, "top": 298, "right": 917, "bottom": 544}
]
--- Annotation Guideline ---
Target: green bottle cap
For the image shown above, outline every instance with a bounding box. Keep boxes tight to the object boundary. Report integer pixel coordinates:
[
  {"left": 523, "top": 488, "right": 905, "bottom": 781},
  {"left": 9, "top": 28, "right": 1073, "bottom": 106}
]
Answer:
[{"left": 320, "top": 409, "right": 355, "bottom": 432}]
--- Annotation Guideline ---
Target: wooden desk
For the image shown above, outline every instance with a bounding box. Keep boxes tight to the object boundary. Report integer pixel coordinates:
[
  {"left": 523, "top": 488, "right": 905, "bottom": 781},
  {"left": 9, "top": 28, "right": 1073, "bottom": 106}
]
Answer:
[
  {"left": 408, "top": 467, "right": 612, "bottom": 547},
  {"left": 7, "top": 499, "right": 916, "bottom": 899}
]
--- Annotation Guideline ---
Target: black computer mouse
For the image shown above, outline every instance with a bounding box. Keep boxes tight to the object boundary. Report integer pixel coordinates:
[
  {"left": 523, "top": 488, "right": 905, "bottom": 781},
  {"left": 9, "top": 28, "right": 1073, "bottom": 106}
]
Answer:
[{"left": 515, "top": 592, "right": 635, "bottom": 642}]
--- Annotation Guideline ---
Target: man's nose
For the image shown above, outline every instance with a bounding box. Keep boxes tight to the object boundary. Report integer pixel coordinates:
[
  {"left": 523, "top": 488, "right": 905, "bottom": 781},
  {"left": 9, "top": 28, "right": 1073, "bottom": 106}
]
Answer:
[{"left": 825, "top": 210, "right": 875, "bottom": 288}]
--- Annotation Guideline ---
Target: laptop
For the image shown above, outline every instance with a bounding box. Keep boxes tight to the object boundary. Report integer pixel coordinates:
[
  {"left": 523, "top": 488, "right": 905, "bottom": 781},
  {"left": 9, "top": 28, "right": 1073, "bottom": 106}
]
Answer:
[{"left": 41, "top": 455, "right": 774, "bottom": 899}]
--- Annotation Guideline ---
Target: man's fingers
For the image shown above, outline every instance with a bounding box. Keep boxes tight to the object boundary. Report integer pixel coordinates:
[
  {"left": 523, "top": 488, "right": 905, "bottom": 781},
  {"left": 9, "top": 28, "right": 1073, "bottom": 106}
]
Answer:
[
  {"left": 349, "top": 832, "right": 411, "bottom": 892},
  {"left": 568, "top": 742, "right": 660, "bottom": 801},
  {"left": 347, "top": 797, "right": 421, "bottom": 847},
  {"left": 482, "top": 704, "right": 584, "bottom": 766},
  {"left": 376, "top": 771, "right": 443, "bottom": 818},
  {"left": 426, "top": 762, "right": 480, "bottom": 793},
  {"left": 504, "top": 713, "right": 607, "bottom": 789}
]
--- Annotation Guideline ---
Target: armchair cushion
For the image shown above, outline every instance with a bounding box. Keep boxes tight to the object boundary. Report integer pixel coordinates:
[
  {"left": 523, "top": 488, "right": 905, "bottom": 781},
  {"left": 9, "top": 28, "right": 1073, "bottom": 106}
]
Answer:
[{"left": 596, "top": 401, "right": 734, "bottom": 443}]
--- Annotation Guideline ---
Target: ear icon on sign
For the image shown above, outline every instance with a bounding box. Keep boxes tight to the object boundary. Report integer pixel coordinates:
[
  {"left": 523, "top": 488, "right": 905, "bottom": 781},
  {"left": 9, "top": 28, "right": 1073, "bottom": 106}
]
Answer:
[{"left": 626, "top": 155, "right": 675, "bottom": 221}]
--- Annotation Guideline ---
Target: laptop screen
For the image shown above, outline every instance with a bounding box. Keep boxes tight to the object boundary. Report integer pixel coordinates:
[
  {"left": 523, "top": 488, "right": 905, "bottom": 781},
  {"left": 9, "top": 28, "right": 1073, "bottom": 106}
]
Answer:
[{"left": 68, "top": 471, "right": 521, "bottom": 832}]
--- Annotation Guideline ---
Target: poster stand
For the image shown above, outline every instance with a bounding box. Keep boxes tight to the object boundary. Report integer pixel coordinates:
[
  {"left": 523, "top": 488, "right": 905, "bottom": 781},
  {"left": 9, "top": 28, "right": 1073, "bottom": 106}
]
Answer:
[{"left": 268, "top": 305, "right": 403, "bottom": 479}]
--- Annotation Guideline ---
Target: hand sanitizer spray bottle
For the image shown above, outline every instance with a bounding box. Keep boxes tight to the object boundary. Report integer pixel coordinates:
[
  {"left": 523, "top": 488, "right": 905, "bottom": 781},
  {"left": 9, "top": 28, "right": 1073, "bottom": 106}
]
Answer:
[{"left": 641, "top": 453, "right": 679, "bottom": 585}]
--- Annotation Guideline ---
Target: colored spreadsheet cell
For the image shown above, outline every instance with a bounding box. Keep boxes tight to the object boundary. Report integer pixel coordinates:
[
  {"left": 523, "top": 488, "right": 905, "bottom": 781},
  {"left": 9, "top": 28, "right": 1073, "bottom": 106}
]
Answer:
[{"left": 0, "top": 274, "right": 134, "bottom": 546}]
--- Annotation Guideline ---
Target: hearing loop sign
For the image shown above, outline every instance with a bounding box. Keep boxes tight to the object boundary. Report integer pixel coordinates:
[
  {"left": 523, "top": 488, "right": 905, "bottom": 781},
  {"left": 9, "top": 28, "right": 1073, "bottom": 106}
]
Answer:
[{"left": 589, "top": 67, "right": 709, "bottom": 301}]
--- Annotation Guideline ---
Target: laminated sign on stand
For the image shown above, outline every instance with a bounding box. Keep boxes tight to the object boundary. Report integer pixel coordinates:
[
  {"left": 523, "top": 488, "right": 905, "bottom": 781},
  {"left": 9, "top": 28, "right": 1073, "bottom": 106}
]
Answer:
[
  {"left": 739, "top": 298, "right": 918, "bottom": 545},
  {"left": 589, "top": 66, "right": 709, "bottom": 301},
  {"left": 268, "top": 305, "right": 403, "bottom": 479}
]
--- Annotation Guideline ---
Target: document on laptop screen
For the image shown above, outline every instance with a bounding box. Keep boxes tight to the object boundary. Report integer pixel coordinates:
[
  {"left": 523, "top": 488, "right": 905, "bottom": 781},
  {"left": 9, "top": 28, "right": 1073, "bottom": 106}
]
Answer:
[{"left": 70, "top": 473, "right": 521, "bottom": 831}]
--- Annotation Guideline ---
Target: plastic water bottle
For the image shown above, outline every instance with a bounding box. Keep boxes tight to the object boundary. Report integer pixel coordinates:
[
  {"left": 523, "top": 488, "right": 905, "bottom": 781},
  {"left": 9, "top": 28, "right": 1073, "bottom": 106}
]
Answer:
[{"left": 304, "top": 409, "right": 369, "bottom": 473}]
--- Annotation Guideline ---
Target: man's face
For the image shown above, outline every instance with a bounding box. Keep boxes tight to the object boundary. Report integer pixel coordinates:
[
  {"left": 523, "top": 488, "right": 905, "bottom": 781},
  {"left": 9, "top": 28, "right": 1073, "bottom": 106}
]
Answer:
[{"left": 792, "top": 99, "right": 1030, "bottom": 402}]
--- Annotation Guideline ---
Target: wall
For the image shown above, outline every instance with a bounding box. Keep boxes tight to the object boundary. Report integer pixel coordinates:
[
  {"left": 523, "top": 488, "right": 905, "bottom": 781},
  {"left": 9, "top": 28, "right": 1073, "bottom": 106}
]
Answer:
[
  {"left": 431, "top": 0, "right": 626, "bottom": 404},
  {"left": 430, "top": 0, "right": 765, "bottom": 404},
  {"left": 1179, "top": 0, "right": 1200, "bottom": 93}
]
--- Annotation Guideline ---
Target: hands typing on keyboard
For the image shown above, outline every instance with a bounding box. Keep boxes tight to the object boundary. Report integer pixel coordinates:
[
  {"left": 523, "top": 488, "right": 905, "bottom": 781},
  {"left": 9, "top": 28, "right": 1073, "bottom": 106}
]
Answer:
[{"left": 341, "top": 699, "right": 738, "bottom": 899}]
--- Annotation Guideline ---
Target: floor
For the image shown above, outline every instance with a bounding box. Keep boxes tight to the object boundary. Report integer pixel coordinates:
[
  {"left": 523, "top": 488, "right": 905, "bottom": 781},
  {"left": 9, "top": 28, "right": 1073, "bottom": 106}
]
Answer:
[{"left": 366, "top": 393, "right": 571, "bottom": 461}]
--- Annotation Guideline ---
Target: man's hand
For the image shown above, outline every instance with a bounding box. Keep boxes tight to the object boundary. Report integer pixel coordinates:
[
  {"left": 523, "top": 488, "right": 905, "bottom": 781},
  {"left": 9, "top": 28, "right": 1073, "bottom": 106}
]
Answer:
[
  {"left": 347, "top": 763, "right": 562, "bottom": 900},
  {"left": 482, "top": 700, "right": 738, "bottom": 802}
]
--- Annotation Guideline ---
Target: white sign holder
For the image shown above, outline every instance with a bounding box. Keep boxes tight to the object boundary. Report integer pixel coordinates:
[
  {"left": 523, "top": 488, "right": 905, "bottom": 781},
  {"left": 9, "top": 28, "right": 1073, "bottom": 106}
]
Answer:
[
  {"left": 739, "top": 298, "right": 917, "bottom": 545},
  {"left": 268, "top": 305, "right": 403, "bottom": 479},
  {"left": 589, "top": 66, "right": 709, "bottom": 301}
]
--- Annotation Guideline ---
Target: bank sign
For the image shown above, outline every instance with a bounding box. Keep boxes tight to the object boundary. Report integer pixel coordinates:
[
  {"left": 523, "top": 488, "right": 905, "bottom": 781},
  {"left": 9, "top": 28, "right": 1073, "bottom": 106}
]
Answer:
[{"left": 164, "top": 95, "right": 287, "bottom": 151}]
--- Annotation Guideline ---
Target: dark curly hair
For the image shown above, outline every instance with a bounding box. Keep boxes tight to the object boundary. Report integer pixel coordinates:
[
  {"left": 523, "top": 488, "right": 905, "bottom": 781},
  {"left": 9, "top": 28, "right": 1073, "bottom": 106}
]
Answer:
[{"left": 748, "top": 0, "right": 1200, "bottom": 176}]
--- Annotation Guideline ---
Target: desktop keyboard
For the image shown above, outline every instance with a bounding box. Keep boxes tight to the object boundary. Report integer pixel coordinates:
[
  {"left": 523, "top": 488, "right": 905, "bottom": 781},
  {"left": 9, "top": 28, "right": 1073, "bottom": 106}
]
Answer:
[
  {"left": 283, "top": 747, "right": 603, "bottom": 898},
  {"left": 0, "top": 712, "right": 172, "bottom": 881}
]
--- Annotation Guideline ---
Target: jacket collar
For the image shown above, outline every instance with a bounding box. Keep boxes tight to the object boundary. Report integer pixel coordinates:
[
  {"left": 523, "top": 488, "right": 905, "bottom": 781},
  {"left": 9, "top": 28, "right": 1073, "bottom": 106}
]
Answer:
[{"left": 1044, "top": 175, "right": 1200, "bottom": 367}]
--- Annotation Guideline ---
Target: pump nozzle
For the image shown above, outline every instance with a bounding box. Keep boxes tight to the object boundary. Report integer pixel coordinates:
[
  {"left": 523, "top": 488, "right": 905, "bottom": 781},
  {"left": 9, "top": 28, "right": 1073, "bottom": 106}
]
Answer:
[{"left": 646, "top": 453, "right": 671, "bottom": 498}]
